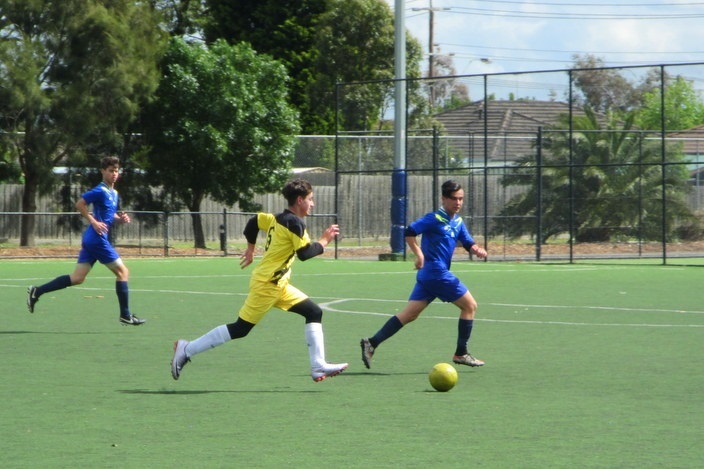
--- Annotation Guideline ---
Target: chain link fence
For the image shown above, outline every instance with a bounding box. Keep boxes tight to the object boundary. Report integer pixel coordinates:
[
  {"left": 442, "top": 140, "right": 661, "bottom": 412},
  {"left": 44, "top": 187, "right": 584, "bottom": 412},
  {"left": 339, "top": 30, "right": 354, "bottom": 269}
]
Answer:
[{"left": 3, "top": 63, "right": 704, "bottom": 262}]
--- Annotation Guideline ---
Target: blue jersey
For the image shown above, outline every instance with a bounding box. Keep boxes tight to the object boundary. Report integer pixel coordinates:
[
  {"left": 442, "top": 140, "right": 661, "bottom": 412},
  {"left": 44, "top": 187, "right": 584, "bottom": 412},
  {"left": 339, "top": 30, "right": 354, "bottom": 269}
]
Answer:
[
  {"left": 81, "top": 182, "right": 119, "bottom": 245},
  {"left": 407, "top": 208, "right": 475, "bottom": 274}
]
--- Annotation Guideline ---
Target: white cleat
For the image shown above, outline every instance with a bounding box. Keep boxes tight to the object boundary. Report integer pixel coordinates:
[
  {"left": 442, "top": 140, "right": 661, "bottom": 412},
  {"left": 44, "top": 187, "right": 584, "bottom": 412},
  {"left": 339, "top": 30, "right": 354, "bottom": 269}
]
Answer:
[
  {"left": 311, "top": 362, "right": 349, "bottom": 382},
  {"left": 453, "top": 353, "right": 485, "bottom": 367},
  {"left": 171, "top": 340, "right": 190, "bottom": 380}
]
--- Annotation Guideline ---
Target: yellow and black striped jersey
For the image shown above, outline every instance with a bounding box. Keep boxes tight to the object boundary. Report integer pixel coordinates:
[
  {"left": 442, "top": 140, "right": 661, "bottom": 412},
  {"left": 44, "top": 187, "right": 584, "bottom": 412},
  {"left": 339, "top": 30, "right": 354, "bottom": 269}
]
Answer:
[{"left": 244, "top": 210, "right": 323, "bottom": 285}]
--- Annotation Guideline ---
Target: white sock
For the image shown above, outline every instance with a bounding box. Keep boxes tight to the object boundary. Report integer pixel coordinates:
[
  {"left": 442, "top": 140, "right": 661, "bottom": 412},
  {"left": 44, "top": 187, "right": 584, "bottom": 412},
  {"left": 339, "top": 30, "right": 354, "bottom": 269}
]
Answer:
[
  {"left": 305, "top": 322, "right": 326, "bottom": 368},
  {"left": 185, "top": 325, "right": 231, "bottom": 358}
]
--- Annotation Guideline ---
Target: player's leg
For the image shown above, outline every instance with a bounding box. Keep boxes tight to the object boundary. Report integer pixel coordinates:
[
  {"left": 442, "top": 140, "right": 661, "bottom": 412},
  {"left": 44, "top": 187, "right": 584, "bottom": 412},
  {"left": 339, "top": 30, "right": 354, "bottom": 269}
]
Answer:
[
  {"left": 27, "top": 260, "right": 92, "bottom": 313},
  {"left": 171, "top": 318, "right": 256, "bottom": 381},
  {"left": 452, "top": 290, "right": 484, "bottom": 367},
  {"left": 369, "top": 298, "right": 429, "bottom": 347},
  {"left": 287, "top": 297, "right": 348, "bottom": 382},
  {"left": 359, "top": 281, "right": 431, "bottom": 369},
  {"left": 359, "top": 299, "right": 428, "bottom": 369},
  {"left": 171, "top": 282, "right": 275, "bottom": 380},
  {"left": 105, "top": 258, "right": 144, "bottom": 325}
]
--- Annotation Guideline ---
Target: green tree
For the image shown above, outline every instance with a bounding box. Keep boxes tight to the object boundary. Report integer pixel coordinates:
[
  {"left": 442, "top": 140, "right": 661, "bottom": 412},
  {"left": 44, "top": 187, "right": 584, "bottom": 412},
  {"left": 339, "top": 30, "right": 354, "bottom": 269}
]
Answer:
[
  {"left": 494, "top": 107, "right": 694, "bottom": 243},
  {"left": 635, "top": 75, "right": 704, "bottom": 131},
  {"left": 0, "top": 141, "right": 21, "bottom": 182},
  {"left": 309, "top": 0, "right": 424, "bottom": 134},
  {"left": 140, "top": 38, "right": 300, "bottom": 248},
  {"left": 149, "top": 0, "right": 205, "bottom": 37},
  {"left": 203, "top": 0, "right": 327, "bottom": 134},
  {"left": 202, "top": 0, "right": 424, "bottom": 136},
  {"left": 0, "top": 0, "right": 164, "bottom": 246}
]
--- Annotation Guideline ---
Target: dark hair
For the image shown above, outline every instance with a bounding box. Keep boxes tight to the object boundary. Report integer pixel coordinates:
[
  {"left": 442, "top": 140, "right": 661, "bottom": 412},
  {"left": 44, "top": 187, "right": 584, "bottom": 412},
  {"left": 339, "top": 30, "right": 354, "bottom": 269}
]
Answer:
[
  {"left": 441, "top": 179, "right": 462, "bottom": 197},
  {"left": 282, "top": 179, "right": 313, "bottom": 206},
  {"left": 101, "top": 156, "right": 120, "bottom": 169}
]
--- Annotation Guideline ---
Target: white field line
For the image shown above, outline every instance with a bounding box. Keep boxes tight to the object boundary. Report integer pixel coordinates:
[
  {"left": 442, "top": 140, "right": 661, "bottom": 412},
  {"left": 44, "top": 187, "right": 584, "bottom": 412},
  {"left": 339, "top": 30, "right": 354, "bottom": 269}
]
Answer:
[{"left": 318, "top": 298, "right": 704, "bottom": 328}]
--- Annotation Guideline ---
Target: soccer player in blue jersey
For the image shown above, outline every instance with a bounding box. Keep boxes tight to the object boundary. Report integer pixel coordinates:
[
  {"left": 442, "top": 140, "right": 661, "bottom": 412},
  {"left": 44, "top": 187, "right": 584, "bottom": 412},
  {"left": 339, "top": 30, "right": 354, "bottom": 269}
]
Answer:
[
  {"left": 27, "top": 156, "right": 145, "bottom": 325},
  {"left": 171, "top": 179, "right": 348, "bottom": 382},
  {"left": 361, "top": 179, "right": 487, "bottom": 369}
]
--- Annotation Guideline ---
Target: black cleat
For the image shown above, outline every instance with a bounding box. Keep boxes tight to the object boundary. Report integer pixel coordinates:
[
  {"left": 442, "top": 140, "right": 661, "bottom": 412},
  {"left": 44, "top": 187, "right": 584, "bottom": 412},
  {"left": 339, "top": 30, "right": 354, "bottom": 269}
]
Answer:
[
  {"left": 27, "top": 286, "right": 38, "bottom": 313},
  {"left": 119, "top": 315, "right": 146, "bottom": 326},
  {"left": 360, "top": 338, "right": 375, "bottom": 369}
]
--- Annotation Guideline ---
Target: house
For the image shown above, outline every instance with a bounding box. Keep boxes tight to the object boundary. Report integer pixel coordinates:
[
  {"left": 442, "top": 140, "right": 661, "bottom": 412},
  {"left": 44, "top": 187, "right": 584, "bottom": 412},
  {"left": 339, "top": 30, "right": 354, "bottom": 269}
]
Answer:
[
  {"left": 433, "top": 99, "right": 584, "bottom": 165},
  {"left": 668, "top": 125, "right": 704, "bottom": 185},
  {"left": 668, "top": 124, "right": 704, "bottom": 158}
]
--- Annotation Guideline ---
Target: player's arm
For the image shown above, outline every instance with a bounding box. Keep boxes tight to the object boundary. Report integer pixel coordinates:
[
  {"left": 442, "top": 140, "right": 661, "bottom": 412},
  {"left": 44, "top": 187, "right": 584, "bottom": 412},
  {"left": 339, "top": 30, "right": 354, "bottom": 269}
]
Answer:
[
  {"left": 296, "top": 242, "right": 323, "bottom": 261},
  {"left": 459, "top": 224, "right": 487, "bottom": 259},
  {"left": 468, "top": 243, "right": 487, "bottom": 259},
  {"left": 404, "top": 226, "right": 424, "bottom": 270},
  {"left": 76, "top": 198, "right": 108, "bottom": 236},
  {"left": 296, "top": 224, "right": 339, "bottom": 261},
  {"left": 240, "top": 215, "right": 260, "bottom": 269}
]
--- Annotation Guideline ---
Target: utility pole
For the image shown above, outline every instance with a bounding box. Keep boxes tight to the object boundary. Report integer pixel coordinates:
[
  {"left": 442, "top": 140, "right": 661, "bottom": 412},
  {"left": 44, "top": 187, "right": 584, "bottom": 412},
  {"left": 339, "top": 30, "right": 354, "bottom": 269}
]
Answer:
[{"left": 413, "top": 1, "right": 450, "bottom": 108}]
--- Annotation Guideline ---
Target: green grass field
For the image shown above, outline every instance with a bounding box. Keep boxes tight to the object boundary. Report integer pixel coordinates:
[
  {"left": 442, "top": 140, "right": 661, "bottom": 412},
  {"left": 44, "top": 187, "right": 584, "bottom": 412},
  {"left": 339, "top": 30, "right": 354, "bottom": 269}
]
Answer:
[{"left": 2, "top": 257, "right": 703, "bottom": 468}]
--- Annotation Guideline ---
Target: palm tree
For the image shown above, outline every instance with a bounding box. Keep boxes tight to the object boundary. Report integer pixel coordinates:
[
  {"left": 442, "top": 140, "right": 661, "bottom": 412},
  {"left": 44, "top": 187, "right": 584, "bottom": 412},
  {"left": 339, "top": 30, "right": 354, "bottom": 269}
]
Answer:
[{"left": 493, "top": 107, "right": 693, "bottom": 243}]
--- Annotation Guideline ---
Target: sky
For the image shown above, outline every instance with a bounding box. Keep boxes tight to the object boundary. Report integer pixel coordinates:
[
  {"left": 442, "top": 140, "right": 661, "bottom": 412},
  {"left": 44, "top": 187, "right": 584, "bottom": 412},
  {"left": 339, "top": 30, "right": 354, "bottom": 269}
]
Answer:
[{"left": 384, "top": 0, "right": 704, "bottom": 99}]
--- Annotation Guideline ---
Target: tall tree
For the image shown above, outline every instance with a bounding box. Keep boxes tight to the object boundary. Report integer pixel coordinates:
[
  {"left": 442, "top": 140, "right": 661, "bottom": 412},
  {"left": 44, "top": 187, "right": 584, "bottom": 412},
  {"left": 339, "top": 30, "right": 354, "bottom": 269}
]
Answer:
[
  {"left": 149, "top": 0, "right": 205, "bottom": 37},
  {"left": 202, "top": 0, "right": 424, "bottom": 135},
  {"left": 570, "top": 54, "right": 639, "bottom": 113},
  {"left": 140, "top": 38, "right": 300, "bottom": 248},
  {"left": 0, "top": 0, "right": 164, "bottom": 246},
  {"left": 309, "top": 0, "right": 424, "bottom": 134},
  {"left": 203, "top": 0, "right": 327, "bottom": 133},
  {"left": 428, "top": 46, "right": 470, "bottom": 112}
]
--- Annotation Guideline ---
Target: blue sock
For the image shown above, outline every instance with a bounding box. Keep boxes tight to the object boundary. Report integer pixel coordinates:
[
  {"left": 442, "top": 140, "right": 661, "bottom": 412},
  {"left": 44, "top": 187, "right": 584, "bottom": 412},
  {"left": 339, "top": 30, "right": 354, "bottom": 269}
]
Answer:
[
  {"left": 370, "top": 316, "right": 403, "bottom": 348},
  {"left": 116, "top": 281, "right": 130, "bottom": 319},
  {"left": 36, "top": 275, "right": 72, "bottom": 297},
  {"left": 455, "top": 319, "right": 474, "bottom": 356}
]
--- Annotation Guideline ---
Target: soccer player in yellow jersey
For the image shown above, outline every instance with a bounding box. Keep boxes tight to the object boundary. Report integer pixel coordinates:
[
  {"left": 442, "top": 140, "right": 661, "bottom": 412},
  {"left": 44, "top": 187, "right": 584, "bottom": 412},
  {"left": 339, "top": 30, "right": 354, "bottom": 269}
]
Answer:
[{"left": 171, "top": 179, "right": 348, "bottom": 382}]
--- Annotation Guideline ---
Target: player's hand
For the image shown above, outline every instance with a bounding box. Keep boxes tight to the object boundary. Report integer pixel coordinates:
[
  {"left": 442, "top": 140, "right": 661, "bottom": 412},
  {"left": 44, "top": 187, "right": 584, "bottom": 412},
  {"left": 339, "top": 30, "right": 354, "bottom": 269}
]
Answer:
[
  {"left": 320, "top": 224, "right": 340, "bottom": 245},
  {"left": 471, "top": 245, "right": 488, "bottom": 259},
  {"left": 93, "top": 221, "right": 108, "bottom": 236},
  {"left": 117, "top": 211, "right": 131, "bottom": 224},
  {"left": 414, "top": 254, "right": 424, "bottom": 270},
  {"left": 240, "top": 246, "right": 255, "bottom": 269}
]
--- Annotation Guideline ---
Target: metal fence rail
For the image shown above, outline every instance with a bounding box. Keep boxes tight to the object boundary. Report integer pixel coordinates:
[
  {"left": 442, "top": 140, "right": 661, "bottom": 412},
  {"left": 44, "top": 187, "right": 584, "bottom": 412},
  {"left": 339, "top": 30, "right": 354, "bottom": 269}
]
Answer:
[{"left": 0, "top": 210, "right": 340, "bottom": 259}]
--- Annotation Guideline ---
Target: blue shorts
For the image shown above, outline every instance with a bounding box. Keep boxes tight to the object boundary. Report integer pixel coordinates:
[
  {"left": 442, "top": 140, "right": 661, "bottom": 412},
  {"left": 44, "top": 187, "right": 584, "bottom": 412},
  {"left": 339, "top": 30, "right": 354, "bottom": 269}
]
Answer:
[
  {"left": 77, "top": 238, "right": 120, "bottom": 265},
  {"left": 409, "top": 270, "right": 468, "bottom": 303}
]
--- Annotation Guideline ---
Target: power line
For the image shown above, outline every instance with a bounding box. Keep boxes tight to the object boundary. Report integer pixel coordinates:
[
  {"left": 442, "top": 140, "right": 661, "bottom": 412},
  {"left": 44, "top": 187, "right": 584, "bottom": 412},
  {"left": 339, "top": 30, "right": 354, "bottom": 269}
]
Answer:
[
  {"left": 469, "top": 0, "right": 704, "bottom": 7},
  {"left": 440, "top": 42, "right": 704, "bottom": 57},
  {"left": 448, "top": 7, "right": 704, "bottom": 19}
]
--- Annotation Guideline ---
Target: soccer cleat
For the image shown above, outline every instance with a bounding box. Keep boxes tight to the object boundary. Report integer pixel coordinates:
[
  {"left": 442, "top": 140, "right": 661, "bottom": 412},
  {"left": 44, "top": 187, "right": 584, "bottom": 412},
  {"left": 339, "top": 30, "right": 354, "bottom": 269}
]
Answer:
[
  {"left": 360, "top": 338, "right": 375, "bottom": 369},
  {"left": 311, "top": 362, "right": 348, "bottom": 382},
  {"left": 27, "top": 286, "right": 38, "bottom": 313},
  {"left": 452, "top": 353, "right": 485, "bottom": 367},
  {"left": 119, "top": 315, "right": 146, "bottom": 326},
  {"left": 171, "top": 340, "right": 190, "bottom": 380}
]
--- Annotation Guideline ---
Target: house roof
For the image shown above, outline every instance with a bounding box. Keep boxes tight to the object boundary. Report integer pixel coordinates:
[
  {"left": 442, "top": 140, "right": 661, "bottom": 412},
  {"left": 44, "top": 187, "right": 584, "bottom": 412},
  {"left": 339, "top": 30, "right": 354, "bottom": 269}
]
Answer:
[
  {"left": 433, "top": 99, "right": 580, "bottom": 163},
  {"left": 668, "top": 125, "right": 704, "bottom": 156},
  {"left": 433, "top": 99, "right": 704, "bottom": 169}
]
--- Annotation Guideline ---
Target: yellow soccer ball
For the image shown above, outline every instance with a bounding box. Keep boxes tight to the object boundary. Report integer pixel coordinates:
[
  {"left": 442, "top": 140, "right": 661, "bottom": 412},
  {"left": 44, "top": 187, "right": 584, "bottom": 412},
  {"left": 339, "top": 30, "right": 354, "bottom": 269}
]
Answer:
[{"left": 428, "top": 363, "right": 458, "bottom": 392}]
